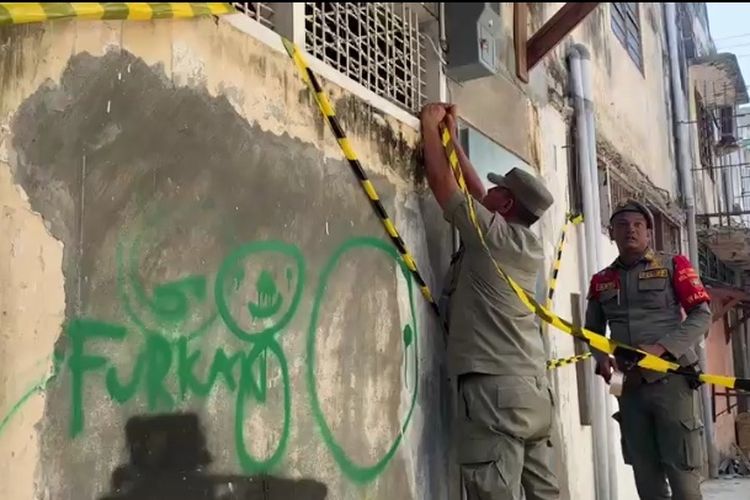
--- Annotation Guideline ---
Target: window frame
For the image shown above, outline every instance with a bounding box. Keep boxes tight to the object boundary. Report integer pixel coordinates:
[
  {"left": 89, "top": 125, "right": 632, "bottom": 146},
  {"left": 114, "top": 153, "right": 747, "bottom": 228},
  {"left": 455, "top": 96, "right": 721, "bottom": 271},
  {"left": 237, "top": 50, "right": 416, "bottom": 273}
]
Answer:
[{"left": 610, "top": 3, "right": 644, "bottom": 72}]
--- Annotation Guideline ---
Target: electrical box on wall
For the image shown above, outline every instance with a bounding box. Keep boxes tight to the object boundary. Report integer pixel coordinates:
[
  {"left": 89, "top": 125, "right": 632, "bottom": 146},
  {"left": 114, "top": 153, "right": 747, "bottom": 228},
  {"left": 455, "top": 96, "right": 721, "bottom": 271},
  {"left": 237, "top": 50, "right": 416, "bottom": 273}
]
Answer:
[{"left": 444, "top": 3, "right": 502, "bottom": 82}]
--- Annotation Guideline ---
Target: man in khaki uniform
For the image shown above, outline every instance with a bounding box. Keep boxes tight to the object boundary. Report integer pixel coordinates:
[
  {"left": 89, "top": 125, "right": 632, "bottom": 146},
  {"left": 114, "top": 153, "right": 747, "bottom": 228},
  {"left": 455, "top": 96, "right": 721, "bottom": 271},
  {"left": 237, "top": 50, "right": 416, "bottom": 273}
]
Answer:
[
  {"left": 420, "top": 102, "right": 559, "bottom": 500},
  {"left": 585, "top": 200, "right": 711, "bottom": 500}
]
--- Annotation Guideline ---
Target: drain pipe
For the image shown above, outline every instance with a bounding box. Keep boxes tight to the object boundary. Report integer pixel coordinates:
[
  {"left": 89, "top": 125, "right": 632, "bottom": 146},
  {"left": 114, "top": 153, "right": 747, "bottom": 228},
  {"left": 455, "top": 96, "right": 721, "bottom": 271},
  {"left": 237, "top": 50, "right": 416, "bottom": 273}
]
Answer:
[
  {"left": 576, "top": 43, "right": 620, "bottom": 500},
  {"left": 664, "top": 2, "right": 718, "bottom": 478},
  {"left": 569, "top": 45, "right": 611, "bottom": 500}
]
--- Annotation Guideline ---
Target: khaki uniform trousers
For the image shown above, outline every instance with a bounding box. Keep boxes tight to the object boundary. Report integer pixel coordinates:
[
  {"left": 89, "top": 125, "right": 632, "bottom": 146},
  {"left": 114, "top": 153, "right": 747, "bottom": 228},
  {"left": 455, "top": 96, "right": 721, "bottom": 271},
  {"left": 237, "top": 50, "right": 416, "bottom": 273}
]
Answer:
[
  {"left": 614, "top": 373, "right": 704, "bottom": 500},
  {"left": 457, "top": 373, "right": 560, "bottom": 500}
]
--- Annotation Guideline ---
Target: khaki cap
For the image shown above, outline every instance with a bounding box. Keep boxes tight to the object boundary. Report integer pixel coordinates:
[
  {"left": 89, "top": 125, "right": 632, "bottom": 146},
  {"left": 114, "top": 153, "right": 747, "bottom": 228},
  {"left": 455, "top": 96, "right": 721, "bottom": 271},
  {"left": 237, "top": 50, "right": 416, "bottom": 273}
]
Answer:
[{"left": 487, "top": 167, "right": 554, "bottom": 217}]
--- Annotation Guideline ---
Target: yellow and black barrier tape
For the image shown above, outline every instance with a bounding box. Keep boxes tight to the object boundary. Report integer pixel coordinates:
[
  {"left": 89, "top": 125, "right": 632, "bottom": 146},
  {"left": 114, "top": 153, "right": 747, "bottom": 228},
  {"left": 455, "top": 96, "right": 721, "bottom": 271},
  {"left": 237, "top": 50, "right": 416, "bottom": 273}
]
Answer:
[
  {"left": 282, "top": 38, "right": 746, "bottom": 390},
  {"left": 544, "top": 213, "right": 591, "bottom": 370},
  {"left": 438, "top": 125, "right": 749, "bottom": 391},
  {"left": 546, "top": 213, "right": 583, "bottom": 306},
  {"left": 281, "top": 39, "right": 442, "bottom": 322},
  {"left": 547, "top": 353, "right": 592, "bottom": 370},
  {"left": 0, "top": 3, "right": 234, "bottom": 26}
]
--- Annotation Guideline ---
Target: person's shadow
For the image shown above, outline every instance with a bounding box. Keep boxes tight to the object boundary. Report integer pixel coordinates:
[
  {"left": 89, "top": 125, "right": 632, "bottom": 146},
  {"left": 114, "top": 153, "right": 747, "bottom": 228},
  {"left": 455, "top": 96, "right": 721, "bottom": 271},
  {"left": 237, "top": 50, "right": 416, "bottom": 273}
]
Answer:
[{"left": 99, "top": 413, "right": 327, "bottom": 500}]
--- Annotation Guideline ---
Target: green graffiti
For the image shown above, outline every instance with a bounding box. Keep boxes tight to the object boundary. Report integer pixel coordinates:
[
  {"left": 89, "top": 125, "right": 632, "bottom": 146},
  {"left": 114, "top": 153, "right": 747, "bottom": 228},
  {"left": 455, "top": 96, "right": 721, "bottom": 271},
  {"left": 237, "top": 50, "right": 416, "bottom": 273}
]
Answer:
[
  {"left": 234, "top": 340, "right": 291, "bottom": 473},
  {"left": 35, "top": 233, "right": 418, "bottom": 484},
  {"left": 307, "top": 237, "right": 419, "bottom": 484},
  {"left": 177, "top": 338, "right": 242, "bottom": 398},
  {"left": 151, "top": 275, "right": 208, "bottom": 323},
  {"left": 214, "top": 241, "right": 305, "bottom": 343},
  {"left": 66, "top": 318, "right": 291, "bottom": 474},
  {"left": 117, "top": 224, "right": 217, "bottom": 340},
  {"left": 0, "top": 351, "right": 63, "bottom": 436},
  {"left": 247, "top": 270, "right": 283, "bottom": 319},
  {"left": 403, "top": 324, "right": 413, "bottom": 348},
  {"left": 68, "top": 318, "right": 127, "bottom": 437}
]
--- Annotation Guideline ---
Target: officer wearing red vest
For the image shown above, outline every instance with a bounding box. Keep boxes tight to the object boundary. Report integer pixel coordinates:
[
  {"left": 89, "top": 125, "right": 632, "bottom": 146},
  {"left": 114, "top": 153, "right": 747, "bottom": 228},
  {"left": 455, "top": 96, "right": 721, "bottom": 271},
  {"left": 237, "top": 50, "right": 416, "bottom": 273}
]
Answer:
[{"left": 585, "top": 200, "right": 711, "bottom": 500}]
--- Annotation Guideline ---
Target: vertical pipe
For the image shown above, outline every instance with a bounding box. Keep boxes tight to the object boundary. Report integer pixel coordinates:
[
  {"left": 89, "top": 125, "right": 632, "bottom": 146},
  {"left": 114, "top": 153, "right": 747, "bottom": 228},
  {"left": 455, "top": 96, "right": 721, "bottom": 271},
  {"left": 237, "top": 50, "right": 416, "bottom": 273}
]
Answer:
[
  {"left": 665, "top": 2, "right": 719, "bottom": 478},
  {"left": 575, "top": 43, "right": 619, "bottom": 500},
  {"left": 569, "top": 45, "right": 611, "bottom": 500}
]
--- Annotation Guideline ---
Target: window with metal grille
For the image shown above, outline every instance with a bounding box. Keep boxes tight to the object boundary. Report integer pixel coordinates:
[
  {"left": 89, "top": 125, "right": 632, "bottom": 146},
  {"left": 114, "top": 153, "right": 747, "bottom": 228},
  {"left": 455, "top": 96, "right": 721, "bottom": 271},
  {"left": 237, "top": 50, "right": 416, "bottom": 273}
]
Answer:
[
  {"left": 696, "top": 90, "right": 715, "bottom": 180},
  {"left": 699, "top": 244, "right": 737, "bottom": 286},
  {"left": 719, "top": 106, "right": 738, "bottom": 145},
  {"left": 609, "top": 175, "right": 637, "bottom": 208},
  {"left": 601, "top": 173, "right": 637, "bottom": 228},
  {"left": 651, "top": 209, "right": 681, "bottom": 254},
  {"left": 232, "top": 2, "right": 275, "bottom": 30},
  {"left": 304, "top": 3, "right": 426, "bottom": 113},
  {"left": 610, "top": 3, "right": 643, "bottom": 71}
]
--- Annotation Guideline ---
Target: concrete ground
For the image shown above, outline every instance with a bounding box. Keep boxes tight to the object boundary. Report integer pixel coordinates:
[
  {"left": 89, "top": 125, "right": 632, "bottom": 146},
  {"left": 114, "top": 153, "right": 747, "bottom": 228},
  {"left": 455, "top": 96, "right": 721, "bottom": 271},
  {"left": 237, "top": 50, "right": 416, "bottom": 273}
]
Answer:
[{"left": 702, "top": 478, "right": 750, "bottom": 499}]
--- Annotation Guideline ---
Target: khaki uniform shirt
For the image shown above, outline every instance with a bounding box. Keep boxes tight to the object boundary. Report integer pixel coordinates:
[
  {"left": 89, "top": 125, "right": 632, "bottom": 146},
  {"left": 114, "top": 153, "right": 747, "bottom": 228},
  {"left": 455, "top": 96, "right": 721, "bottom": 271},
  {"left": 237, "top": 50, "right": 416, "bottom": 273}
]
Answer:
[
  {"left": 584, "top": 249, "right": 711, "bottom": 382},
  {"left": 443, "top": 191, "right": 546, "bottom": 377}
]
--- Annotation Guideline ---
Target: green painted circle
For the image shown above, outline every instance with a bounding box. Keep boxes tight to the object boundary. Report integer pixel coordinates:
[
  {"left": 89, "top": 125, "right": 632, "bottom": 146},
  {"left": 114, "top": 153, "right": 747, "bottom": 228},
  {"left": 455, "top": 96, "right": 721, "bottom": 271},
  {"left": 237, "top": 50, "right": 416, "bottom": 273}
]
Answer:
[
  {"left": 306, "top": 237, "right": 419, "bottom": 483},
  {"left": 117, "top": 234, "right": 218, "bottom": 341},
  {"left": 234, "top": 340, "right": 292, "bottom": 473},
  {"left": 214, "top": 241, "right": 305, "bottom": 343}
]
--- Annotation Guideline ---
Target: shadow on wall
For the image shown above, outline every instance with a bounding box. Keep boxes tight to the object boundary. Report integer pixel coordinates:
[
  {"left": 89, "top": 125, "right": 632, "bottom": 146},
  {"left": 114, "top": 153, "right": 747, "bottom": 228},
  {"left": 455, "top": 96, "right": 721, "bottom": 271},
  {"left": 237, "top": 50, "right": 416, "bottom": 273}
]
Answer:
[{"left": 100, "top": 413, "right": 327, "bottom": 500}]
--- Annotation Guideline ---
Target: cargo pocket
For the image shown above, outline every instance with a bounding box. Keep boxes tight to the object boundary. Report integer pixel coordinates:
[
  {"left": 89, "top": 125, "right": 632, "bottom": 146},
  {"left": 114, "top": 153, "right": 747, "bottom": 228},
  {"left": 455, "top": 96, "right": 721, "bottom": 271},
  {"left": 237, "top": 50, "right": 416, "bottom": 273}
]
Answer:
[
  {"left": 679, "top": 417, "right": 704, "bottom": 470},
  {"left": 496, "top": 383, "right": 538, "bottom": 440},
  {"left": 457, "top": 433, "right": 516, "bottom": 497},
  {"left": 612, "top": 412, "right": 632, "bottom": 465}
]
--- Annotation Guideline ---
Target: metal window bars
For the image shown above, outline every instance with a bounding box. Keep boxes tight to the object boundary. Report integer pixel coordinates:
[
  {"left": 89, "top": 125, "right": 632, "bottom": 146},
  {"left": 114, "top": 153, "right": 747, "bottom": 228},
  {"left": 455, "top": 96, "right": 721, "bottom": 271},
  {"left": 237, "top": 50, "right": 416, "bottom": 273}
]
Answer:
[
  {"left": 231, "top": 2, "right": 275, "bottom": 30},
  {"left": 304, "top": 3, "right": 426, "bottom": 114}
]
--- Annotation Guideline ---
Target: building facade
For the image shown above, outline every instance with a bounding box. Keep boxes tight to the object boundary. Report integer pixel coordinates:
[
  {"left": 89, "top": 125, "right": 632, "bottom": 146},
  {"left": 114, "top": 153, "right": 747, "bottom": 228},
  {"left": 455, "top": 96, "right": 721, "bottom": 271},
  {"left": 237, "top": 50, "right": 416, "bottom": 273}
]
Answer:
[{"left": 0, "top": 3, "right": 747, "bottom": 499}]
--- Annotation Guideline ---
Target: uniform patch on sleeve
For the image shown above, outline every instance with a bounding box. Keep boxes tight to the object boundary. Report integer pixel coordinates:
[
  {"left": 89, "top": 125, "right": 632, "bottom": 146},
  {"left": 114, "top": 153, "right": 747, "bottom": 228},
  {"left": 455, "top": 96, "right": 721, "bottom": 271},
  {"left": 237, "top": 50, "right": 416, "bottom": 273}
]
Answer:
[
  {"left": 672, "top": 255, "right": 710, "bottom": 310},
  {"left": 588, "top": 269, "right": 620, "bottom": 300}
]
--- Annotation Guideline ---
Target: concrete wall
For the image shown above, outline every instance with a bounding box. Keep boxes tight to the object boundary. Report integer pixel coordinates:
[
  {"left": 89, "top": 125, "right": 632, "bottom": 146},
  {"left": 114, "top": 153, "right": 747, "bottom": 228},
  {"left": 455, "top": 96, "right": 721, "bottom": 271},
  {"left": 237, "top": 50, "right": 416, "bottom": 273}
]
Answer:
[{"left": 0, "top": 17, "right": 451, "bottom": 500}]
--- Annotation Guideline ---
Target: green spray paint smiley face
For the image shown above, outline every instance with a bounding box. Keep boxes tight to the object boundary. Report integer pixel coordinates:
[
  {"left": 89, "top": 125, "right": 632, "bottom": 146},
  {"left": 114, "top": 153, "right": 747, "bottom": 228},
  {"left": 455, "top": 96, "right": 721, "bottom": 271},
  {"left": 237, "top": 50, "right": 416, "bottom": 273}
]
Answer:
[{"left": 214, "top": 241, "right": 306, "bottom": 343}]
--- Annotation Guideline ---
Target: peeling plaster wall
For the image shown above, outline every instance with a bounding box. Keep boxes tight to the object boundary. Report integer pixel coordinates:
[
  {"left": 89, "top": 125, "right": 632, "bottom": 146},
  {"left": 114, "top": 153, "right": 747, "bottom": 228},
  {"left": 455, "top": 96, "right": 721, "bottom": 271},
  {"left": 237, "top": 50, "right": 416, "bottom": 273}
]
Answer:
[
  {"left": 0, "top": 18, "right": 450, "bottom": 500},
  {"left": 0, "top": 148, "right": 65, "bottom": 500}
]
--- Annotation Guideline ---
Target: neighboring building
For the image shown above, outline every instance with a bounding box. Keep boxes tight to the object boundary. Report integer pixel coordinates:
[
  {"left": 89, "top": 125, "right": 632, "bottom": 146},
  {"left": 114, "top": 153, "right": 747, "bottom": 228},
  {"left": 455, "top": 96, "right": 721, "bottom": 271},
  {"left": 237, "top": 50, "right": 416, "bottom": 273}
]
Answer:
[
  {"left": 682, "top": 3, "right": 750, "bottom": 462},
  {"left": 0, "top": 3, "right": 747, "bottom": 500}
]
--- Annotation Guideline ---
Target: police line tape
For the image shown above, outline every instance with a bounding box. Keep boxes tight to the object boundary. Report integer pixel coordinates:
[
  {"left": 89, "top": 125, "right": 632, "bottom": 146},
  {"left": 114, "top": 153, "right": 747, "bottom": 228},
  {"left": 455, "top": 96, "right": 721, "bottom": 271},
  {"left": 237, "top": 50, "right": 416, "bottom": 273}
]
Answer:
[
  {"left": 281, "top": 39, "right": 445, "bottom": 330},
  {"left": 282, "top": 40, "right": 749, "bottom": 391},
  {"left": 546, "top": 213, "right": 584, "bottom": 307},
  {"left": 544, "top": 214, "right": 591, "bottom": 370},
  {"left": 282, "top": 39, "right": 748, "bottom": 389},
  {"left": 0, "top": 2, "right": 233, "bottom": 25},
  {"left": 280, "top": 37, "right": 588, "bottom": 371},
  {"left": 438, "top": 127, "right": 750, "bottom": 391},
  {"left": 282, "top": 38, "right": 592, "bottom": 370}
]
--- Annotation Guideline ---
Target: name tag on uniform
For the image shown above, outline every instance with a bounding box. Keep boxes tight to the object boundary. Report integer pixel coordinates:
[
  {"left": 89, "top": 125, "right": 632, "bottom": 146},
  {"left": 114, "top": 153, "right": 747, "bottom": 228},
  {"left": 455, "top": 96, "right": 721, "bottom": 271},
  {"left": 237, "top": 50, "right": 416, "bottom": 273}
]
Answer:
[
  {"left": 639, "top": 269, "right": 668, "bottom": 280},
  {"left": 595, "top": 281, "right": 617, "bottom": 292}
]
